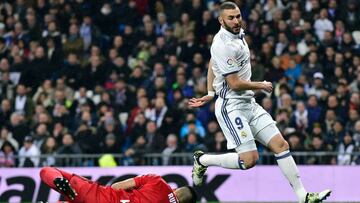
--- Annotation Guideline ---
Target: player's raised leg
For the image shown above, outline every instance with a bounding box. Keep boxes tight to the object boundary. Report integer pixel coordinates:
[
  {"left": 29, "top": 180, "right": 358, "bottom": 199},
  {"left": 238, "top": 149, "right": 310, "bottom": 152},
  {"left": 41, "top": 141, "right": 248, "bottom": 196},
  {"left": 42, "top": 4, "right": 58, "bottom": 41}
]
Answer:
[
  {"left": 192, "top": 99, "right": 260, "bottom": 186},
  {"left": 192, "top": 142, "right": 259, "bottom": 186},
  {"left": 40, "top": 167, "right": 78, "bottom": 200},
  {"left": 267, "top": 133, "right": 331, "bottom": 203}
]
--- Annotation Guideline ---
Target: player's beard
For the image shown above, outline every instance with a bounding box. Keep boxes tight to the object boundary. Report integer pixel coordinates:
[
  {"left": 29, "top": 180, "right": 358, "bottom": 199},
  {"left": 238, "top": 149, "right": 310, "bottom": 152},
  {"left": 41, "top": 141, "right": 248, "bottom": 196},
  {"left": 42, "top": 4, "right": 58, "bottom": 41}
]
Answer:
[{"left": 223, "top": 21, "right": 240, "bottom": 35}]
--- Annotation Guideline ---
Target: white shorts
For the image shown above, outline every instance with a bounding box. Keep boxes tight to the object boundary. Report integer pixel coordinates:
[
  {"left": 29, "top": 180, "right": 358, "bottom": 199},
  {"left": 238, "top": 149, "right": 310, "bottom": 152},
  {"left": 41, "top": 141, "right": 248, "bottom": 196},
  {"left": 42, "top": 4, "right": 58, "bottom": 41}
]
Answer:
[{"left": 214, "top": 97, "right": 280, "bottom": 153}]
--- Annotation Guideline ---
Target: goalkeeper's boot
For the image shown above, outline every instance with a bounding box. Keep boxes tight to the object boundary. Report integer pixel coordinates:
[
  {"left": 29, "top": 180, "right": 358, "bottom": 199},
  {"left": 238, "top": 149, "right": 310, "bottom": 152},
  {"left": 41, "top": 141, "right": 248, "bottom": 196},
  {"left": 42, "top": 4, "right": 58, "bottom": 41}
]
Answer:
[
  {"left": 192, "top": 150, "right": 207, "bottom": 186},
  {"left": 54, "top": 177, "right": 78, "bottom": 200},
  {"left": 303, "top": 189, "right": 331, "bottom": 203}
]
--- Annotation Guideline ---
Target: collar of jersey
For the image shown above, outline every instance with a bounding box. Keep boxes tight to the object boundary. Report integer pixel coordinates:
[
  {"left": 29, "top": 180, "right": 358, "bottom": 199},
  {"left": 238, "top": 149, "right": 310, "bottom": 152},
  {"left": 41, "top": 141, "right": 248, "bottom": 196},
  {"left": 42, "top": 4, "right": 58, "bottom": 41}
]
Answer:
[{"left": 220, "top": 26, "right": 245, "bottom": 39}]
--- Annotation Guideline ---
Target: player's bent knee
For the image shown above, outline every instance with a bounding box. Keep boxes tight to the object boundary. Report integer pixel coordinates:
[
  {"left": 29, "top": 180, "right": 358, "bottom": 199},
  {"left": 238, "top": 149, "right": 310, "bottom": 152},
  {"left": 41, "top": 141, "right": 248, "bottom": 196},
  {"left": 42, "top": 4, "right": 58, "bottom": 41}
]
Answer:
[
  {"left": 239, "top": 152, "right": 259, "bottom": 169},
  {"left": 269, "top": 134, "right": 290, "bottom": 154},
  {"left": 244, "top": 159, "right": 257, "bottom": 169},
  {"left": 278, "top": 140, "right": 289, "bottom": 152}
]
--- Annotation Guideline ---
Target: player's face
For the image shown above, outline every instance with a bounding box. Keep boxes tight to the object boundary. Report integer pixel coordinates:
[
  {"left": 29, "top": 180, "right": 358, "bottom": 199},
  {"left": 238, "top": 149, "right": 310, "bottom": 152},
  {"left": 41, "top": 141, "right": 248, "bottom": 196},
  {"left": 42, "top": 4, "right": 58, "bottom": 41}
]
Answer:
[{"left": 219, "top": 7, "right": 242, "bottom": 34}]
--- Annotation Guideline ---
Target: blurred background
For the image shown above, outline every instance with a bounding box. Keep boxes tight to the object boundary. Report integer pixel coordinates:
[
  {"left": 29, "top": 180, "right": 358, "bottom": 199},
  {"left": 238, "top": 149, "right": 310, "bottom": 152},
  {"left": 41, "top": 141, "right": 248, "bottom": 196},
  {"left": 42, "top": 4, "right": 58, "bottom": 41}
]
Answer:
[{"left": 0, "top": 0, "right": 359, "bottom": 202}]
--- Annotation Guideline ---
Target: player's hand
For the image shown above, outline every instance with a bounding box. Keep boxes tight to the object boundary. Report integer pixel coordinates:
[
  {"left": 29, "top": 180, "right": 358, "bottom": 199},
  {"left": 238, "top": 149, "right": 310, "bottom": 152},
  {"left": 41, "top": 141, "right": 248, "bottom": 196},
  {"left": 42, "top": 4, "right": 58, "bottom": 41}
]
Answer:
[
  {"left": 262, "top": 80, "right": 273, "bottom": 93},
  {"left": 189, "top": 95, "right": 214, "bottom": 108}
]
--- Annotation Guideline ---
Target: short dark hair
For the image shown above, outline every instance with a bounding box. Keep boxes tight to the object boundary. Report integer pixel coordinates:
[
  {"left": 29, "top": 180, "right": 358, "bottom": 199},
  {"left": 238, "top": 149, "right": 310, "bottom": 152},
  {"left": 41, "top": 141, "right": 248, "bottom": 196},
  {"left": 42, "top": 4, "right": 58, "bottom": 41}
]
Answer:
[
  {"left": 220, "top": 1, "right": 238, "bottom": 13},
  {"left": 186, "top": 186, "right": 197, "bottom": 203},
  {"left": 175, "top": 186, "right": 198, "bottom": 203}
]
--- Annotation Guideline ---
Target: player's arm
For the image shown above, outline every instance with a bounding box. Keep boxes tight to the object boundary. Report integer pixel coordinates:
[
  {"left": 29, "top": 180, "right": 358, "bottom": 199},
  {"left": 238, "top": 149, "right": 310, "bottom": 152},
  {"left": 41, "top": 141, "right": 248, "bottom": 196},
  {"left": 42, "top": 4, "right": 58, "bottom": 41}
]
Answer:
[
  {"left": 215, "top": 43, "right": 272, "bottom": 92},
  {"left": 207, "top": 59, "right": 215, "bottom": 93},
  {"left": 225, "top": 73, "right": 272, "bottom": 92},
  {"left": 189, "top": 59, "right": 215, "bottom": 108},
  {"left": 111, "top": 178, "right": 136, "bottom": 190},
  {"left": 112, "top": 174, "right": 159, "bottom": 190}
]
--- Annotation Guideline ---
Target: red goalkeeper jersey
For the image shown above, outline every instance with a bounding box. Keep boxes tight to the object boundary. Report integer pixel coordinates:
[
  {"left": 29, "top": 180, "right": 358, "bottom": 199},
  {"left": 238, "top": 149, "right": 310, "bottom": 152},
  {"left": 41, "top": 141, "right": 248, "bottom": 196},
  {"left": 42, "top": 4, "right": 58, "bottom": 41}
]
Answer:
[{"left": 70, "top": 174, "right": 178, "bottom": 203}]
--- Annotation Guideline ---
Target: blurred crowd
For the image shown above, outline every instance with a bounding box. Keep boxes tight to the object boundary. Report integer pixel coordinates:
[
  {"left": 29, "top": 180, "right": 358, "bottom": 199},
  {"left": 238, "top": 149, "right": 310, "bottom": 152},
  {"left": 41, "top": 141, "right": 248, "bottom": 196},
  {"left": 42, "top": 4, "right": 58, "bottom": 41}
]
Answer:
[{"left": 0, "top": 0, "right": 359, "bottom": 167}]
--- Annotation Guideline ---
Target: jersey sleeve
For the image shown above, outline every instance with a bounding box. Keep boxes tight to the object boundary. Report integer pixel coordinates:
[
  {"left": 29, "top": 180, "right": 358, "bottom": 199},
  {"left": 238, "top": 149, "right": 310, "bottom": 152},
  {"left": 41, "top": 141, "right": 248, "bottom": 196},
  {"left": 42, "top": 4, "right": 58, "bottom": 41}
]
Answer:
[
  {"left": 134, "top": 174, "right": 160, "bottom": 188},
  {"left": 211, "top": 43, "right": 240, "bottom": 76}
]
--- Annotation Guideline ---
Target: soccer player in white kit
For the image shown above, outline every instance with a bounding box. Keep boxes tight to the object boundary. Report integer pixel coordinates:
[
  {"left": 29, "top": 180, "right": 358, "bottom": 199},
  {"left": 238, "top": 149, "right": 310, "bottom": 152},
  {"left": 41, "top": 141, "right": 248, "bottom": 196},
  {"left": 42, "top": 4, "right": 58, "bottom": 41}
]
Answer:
[{"left": 189, "top": 2, "right": 331, "bottom": 203}]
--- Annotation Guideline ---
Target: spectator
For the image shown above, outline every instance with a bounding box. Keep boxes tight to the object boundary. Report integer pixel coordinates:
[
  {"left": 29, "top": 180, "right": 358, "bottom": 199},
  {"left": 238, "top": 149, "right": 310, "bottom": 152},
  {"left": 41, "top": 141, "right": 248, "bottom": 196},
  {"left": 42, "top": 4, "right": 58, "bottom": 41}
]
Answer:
[
  {"left": 178, "top": 32, "right": 200, "bottom": 64},
  {"left": 148, "top": 97, "right": 168, "bottom": 128},
  {"left": 126, "top": 96, "right": 151, "bottom": 136},
  {"left": 56, "top": 133, "right": 82, "bottom": 166},
  {"left": 9, "top": 112, "right": 30, "bottom": 146},
  {"left": 13, "top": 84, "right": 34, "bottom": 120},
  {"left": 32, "top": 80, "right": 54, "bottom": 108},
  {"left": 75, "top": 122, "right": 100, "bottom": 154},
  {"left": 158, "top": 110, "right": 181, "bottom": 139},
  {"left": 325, "top": 120, "right": 346, "bottom": 150},
  {"left": 155, "top": 12, "right": 169, "bottom": 36},
  {"left": 314, "top": 9, "right": 334, "bottom": 41},
  {"left": 180, "top": 111, "right": 206, "bottom": 139},
  {"left": 307, "top": 72, "right": 325, "bottom": 98},
  {"left": 97, "top": 3, "right": 117, "bottom": 36},
  {"left": 307, "top": 135, "right": 332, "bottom": 165},
  {"left": 18, "top": 136, "right": 41, "bottom": 167},
  {"left": 349, "top": 73, "right": 360, "bottom": 93},
  {"left": 287, "top": 132, "right": 306, "bottom": 164},
  {"left": 40, "top": 136, "right": 58, "bottom": 167},
  {"left": 276, "top": 108, "right": 291, "bottom": 134},
  {"left": 124, "top": 135, "right": 147, "bottom": 166},
  {"left": 0, "top": 71, "right": 15, "bottom": 100},
  {"left": 306, "top": 95, "right": 322, "bottom": 127},
  {"left": 206, "top": 131, "right": 227, "bottom": 153},
  {"left": 24, "top": 46, "right": 53, "bottom": 89},
  {"left": 0, "top": 141, "right": 16, "bottom": 167},
  {"left": 302, "top": 52, "right": 323, "bottom": 80},
  {"left": 0, "top": 126, "right": 19, "bottom": 151},
  {"left": 183, "top": 132, "right": 207, "bottom": 153},
  {"left": 84, "top": 55, "right": 107, "bottom": 89},
  {"left": 144, "top": 121, "right": 165, "bottom": 154},
  {"left": 290, "top": 101, "right": 309, "bottom": 133},
  {"left": 342, "top": 0, "right": 360, "bottom": 31},
  {"left": 262, "top": 97, "right": 275, "bottom": 118},
  {"left": 79, "top": 15, "right": 100, "bottom": 51},
  {"left": 162, "top": 134, "right": 182, "bottom": 165},
  {"left": 337, "top": 132, "right": 355, "bottom": 165},
  {"left": 292, "top": 83, "right": 307, "bottom": 102},
  {"left": 111, "top": 79, "right": 135, "bottom": 114},
  {"left": 62, "top": 24, "right": 84, "bottom": 57},
  {"left": 275, "top": 32, "right": 289, "bottom": 56},
  {"left": 195, "top": 10, "right": 218, "bottom": 42},
  {"left": 174, "top": 13, "right": 195, "bottom": 42},
  {"left": 44, "top": 37, "right": 63, "bottom": 70},
  {"left": 349, "top": 92, "right": 359, "bottom": 112},
  {"left": 0, "top": 99, "right": 12, "bottom": 128},
  {"left": 32, "top": 123, "right": 50, "bottom": 149},
  {"left": 284, "top": 59, "right": 302, "bottom": 88},
  {"left": 353, "top": 120, "right": 360, "bottom": 147},
  {"left": 101, "top": 133, "right": 120, "bottom": 154},
  {"left": 60, "top": 53, "right": 82, "bottom": 89}
]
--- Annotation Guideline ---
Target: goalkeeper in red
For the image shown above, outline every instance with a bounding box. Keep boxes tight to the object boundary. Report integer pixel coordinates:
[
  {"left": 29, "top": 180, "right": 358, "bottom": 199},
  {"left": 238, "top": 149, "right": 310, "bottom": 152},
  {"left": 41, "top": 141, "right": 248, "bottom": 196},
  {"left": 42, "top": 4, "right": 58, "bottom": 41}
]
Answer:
[{"left": 40, "top": 167, "right": 197, "bottom": 203}]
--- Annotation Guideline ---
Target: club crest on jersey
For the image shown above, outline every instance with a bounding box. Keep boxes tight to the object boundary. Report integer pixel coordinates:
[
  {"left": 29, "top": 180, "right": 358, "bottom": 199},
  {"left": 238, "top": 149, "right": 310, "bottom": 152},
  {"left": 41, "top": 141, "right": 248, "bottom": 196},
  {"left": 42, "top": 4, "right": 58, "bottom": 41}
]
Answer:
[
  {"left": 227, "top": 58, "right": 234, "bottom": 65},
  {"left": 241, "top": 131, "right": 247, "bottom": 138}
]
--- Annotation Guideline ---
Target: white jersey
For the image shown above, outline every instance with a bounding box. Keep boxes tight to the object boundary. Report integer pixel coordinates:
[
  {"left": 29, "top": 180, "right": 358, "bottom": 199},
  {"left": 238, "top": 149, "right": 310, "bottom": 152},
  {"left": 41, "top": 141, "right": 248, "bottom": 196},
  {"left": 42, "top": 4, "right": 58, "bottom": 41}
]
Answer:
[{"left": 211, "top": 26, "right": 254, "bottom": 99}]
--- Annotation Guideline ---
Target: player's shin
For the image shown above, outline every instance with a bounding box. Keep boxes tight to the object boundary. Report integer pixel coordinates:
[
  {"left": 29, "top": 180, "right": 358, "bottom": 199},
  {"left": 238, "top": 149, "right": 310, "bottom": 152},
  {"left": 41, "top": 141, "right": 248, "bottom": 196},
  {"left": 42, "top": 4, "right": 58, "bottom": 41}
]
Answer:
[
  {"left": 275, "top": 150, "right": 307, "bottom": 202},
  {"left": 199, "top": 153, "right": 243, "bottom": 169}
]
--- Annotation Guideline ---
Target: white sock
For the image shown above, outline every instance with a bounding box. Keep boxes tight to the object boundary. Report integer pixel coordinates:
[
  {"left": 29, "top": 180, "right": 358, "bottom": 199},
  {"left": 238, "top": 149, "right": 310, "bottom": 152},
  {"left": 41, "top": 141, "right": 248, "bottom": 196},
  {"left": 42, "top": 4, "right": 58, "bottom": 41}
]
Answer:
[
  {"left": 275, "top": 150, "right": 307, "bottom": 202},
  {"left": 199, "top": 153, "right": 243, "bottom": 169}
]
